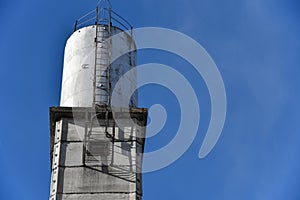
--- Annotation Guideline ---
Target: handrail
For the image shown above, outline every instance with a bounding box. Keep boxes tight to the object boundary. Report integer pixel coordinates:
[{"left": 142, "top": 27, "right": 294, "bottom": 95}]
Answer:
[
  {"left": 109, "top": 8, "right": 132, "bottom": 29},
  {"left": 77, "top": 17, "right": 97, "bottom": 27},
  {"left": 111, "top": 17, "right": 130, "bottom": 32},
  {"left": 78, "top": 9, "right": 95, "bottom": 21},
  {"left": 74, "top": 7, "right": 133, "bottom": 33}
]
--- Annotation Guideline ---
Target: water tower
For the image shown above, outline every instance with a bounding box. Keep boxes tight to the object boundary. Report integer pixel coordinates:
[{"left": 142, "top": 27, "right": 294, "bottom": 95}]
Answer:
[{"left": 49, "top": 1, "right": 147, "bottom": 199}]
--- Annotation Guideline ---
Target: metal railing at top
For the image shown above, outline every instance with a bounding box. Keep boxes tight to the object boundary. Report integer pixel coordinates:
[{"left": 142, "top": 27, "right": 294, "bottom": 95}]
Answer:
[{"left": 73, "top": 7, "right": 133, "bottom": 36}]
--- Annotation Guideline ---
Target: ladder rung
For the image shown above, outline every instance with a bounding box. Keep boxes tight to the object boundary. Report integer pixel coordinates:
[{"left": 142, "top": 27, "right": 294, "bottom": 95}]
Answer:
[
  {"left": 96, "top": 62, "right": 108, "bottom": 64},
  {"left": 96, "top": 32, "right": 109, "bottom": 35},
  {"left": 94, "top": 93, "right": 108, "bottom": 95},
  {"left": 95, "top": 65, "right": 108, "bottom": 67},
  {"left": 96, "top": 88, "right": 108, "bottom": 91},
  {"left": 95, "top": 40, "right": 108, "bottom": 43},
  {"left": 97, "top": 82, "right": 109, "bottom": 85}
]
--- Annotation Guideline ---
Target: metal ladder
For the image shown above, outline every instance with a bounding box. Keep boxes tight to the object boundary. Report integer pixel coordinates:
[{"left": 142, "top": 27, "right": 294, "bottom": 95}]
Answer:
[
  {"left": 85, "top": 5, "right": 113, "bottom": 166},
  {"left": 93, "top": 8, "right": 112, "bottom": 106}
]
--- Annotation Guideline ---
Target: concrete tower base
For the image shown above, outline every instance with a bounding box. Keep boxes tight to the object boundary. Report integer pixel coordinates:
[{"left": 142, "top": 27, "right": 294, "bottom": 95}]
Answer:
[{"left": 49, "top": 107, "right": 147, "bottom": 200}]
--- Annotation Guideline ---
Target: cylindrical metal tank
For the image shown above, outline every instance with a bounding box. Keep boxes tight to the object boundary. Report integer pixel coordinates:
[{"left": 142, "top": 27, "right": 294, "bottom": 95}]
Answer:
[{"left": 60, "top": 25, "right": 137, "bottom": 107}]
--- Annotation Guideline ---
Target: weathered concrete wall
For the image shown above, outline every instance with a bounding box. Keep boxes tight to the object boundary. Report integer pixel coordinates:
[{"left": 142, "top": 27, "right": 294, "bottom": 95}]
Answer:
[
  {"left": 57, "top": 167, "right": 135, "bottom": 193},
  {"left": 49, "top": 113, "right": 145, "bottom": 200}
]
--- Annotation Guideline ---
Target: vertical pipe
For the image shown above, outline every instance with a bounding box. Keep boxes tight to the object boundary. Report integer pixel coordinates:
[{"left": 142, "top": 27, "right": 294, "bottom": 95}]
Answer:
[
  {"left": 111, "top": 122, "right": 115, "bottom": 165},
  {"left": 107, "top": 7, "right": 112, "bottom": 107},
  {"left": 104, "top": 7, "right": 112, "bottom": 137},
  {"left": 93, "top": 7, "right": 99, "bottom": 106},
  {"left": 82, "top": 111, "right": 89, "bottom": 165}
]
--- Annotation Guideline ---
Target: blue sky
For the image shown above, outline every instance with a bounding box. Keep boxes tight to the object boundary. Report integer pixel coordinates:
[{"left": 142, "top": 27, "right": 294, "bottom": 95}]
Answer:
[{"left": 0, "top": 0, "right": 300, "bottom": 199}]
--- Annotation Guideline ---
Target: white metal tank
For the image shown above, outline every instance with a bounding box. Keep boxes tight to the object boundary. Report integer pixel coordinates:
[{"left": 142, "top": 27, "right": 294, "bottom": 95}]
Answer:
[{"left": 60, "top": 25, "right": 137, "bottom": 107}]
